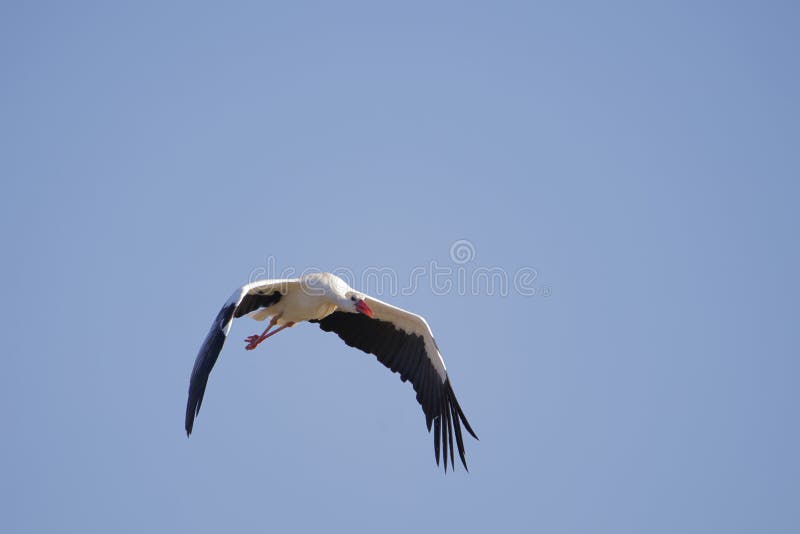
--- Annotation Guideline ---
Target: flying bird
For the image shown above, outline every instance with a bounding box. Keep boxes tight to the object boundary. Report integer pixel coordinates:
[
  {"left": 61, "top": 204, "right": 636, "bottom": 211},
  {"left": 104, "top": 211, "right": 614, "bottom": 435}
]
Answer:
[{"left": 185, "top": 272, "right": 478, "bottom": 471}]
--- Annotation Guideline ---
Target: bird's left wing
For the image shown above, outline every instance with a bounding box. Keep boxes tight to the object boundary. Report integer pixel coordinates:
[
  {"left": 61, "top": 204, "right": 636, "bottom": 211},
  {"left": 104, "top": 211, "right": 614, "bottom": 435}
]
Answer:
[
  {"left": 185, "top": 278, "right": 297, "bottom": 435},
  {"left": 312, "top": 295, "right": 478, "bottom": 471}
]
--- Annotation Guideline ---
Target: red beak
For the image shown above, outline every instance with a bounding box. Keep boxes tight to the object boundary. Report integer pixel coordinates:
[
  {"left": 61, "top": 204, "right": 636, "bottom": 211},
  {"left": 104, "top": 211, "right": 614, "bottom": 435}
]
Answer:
[{"left": 355, "top": 299, "right": 374, "bottom": 318}]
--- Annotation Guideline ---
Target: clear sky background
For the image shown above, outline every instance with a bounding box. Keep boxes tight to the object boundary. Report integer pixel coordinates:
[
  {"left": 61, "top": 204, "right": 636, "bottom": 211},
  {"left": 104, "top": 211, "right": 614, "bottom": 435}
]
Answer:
[{"left": 2, "top": 1, "right": 798, "bottom": 533}]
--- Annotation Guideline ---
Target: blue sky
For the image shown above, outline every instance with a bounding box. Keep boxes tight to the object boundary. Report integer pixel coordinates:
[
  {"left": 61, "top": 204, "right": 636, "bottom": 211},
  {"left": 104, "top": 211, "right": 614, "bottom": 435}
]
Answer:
[{"left": 2, "top": 2, "right": 798, "bottom": 532}]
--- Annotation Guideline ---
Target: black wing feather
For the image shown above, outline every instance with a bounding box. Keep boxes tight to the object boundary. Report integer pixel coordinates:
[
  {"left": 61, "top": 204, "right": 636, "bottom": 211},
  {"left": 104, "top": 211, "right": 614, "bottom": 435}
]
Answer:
[
  {"left": 234, "top": 290, "right": 282, "bottom": 318},
  {"left": 442, "top": 396, "right": 449, "bottom": 472},
  {"left": 185, "top": 302, "right": 236, "bottom": 435},
  {"left": 185, "top": 289, "right": 282, "bottom": 435},
  {"left": 312, "top": 311, "right": 477, "bottom": 471},
  {"left": 434, "top": 416, "right": 441, "bottom": 466},
  {"left": 451, "top": 401, "right": 467, "bottom": 471}
]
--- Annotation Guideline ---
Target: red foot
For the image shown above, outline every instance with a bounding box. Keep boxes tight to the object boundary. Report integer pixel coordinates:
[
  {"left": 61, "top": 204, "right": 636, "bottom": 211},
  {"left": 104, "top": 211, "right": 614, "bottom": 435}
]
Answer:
[{"left": 244, "top": 334, "right": 264, "bottom": 350}]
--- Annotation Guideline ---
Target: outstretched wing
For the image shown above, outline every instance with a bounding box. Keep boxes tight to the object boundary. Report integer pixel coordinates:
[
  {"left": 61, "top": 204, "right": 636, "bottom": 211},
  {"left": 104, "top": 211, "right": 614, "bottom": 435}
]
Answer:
[
  {"left": 312, "top": 296, "right": 477, "bottom": 471},
  {"left": 185, "top": 279, "right": 297, "bottom": 435}
]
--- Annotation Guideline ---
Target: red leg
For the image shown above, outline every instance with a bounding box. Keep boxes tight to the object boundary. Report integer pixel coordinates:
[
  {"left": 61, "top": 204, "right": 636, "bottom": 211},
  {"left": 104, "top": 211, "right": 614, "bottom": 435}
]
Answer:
[
  {"left": 244, "top": 320, "right": 295, "bottom": 350},
  {"left": 244, "top": 317, "right": 278, "bottom": 349},
  {"left": 245, "top": 317, "right": 277, "bottom": 347}
]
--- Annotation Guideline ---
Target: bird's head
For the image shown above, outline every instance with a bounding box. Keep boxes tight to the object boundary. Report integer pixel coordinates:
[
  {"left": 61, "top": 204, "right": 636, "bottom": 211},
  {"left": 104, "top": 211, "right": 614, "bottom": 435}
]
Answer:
[{"left": 344, "top": 292, "right": 374, "bottom": 318}]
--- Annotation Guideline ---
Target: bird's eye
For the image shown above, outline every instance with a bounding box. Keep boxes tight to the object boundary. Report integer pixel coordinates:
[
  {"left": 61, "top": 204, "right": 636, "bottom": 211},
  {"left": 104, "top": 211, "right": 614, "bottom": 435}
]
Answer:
[{"left": 350, "top": 296, "right": 357, "bottom": 301}]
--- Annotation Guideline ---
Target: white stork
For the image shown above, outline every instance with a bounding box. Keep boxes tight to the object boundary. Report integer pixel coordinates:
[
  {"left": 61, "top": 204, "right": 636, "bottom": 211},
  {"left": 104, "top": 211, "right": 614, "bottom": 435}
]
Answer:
[{"left": 185, "top": 272, "right": 478, "bottom": 471}]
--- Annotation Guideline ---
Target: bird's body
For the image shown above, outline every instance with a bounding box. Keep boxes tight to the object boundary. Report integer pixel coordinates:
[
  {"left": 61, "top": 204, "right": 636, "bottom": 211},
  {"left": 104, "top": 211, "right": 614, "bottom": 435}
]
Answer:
[
  {"left": 186, "top": 271, "right": 477, "bottom": 471},
  {"left": 247, "top": 274, "right": 339, "bottom": 324}
]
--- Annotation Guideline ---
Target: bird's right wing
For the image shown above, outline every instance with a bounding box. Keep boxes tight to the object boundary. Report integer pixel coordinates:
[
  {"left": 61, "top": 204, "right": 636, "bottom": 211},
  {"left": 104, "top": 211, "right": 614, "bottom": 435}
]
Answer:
[
  {"left": 312, "top": 294, "right": 477, "bottom": 471},
  {"left": 185, "top": 279, "right": 298, "bottom": 435}
]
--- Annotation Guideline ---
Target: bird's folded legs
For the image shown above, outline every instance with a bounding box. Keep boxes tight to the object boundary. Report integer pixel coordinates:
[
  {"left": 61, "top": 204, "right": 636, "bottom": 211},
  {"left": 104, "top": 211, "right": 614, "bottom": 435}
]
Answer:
[{"left": 244, "top": 317, "right": 294, "bottom": 350}]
